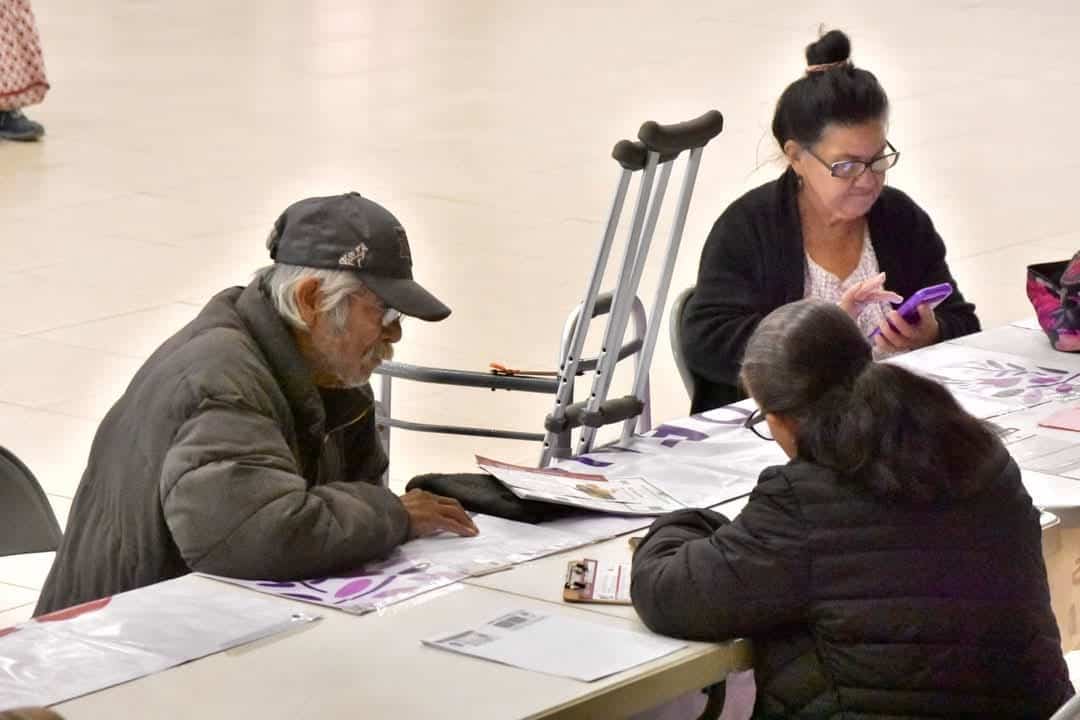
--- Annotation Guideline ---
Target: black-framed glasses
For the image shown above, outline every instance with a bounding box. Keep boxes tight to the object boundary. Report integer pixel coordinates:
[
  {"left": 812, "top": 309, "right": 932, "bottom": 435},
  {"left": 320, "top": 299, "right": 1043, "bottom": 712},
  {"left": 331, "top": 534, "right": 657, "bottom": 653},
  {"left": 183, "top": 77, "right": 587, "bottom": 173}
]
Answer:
[
  {"left": 744, "top": 409, "right": 774, "bottom": 441},
  {"left": 805, "top": 140, "right": 900, "bottom": 179}
]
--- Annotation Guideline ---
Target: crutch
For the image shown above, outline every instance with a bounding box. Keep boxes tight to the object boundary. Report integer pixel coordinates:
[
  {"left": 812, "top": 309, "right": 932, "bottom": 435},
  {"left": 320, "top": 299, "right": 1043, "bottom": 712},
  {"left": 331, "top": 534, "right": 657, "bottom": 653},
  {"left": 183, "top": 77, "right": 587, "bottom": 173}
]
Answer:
[{"left": 540, "top": 111, "right": 723, "bottom": 465}]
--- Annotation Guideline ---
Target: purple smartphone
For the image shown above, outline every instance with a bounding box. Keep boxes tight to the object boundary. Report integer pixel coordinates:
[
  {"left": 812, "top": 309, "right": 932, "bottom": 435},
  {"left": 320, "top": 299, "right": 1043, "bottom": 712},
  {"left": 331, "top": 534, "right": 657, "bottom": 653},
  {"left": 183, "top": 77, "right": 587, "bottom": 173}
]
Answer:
[{"left": 868, "top": 282, "right": 953, "bottom": 339}]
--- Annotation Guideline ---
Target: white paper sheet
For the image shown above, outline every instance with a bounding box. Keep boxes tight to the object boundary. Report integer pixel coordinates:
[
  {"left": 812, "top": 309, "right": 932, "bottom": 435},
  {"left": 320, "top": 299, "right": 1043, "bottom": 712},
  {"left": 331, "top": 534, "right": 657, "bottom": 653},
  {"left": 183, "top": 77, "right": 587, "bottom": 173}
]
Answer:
[
  {"left": 1022, "top": 469, "right": 1080, "bottom": 509},
  {"left": 207, "top": 515, "right": 595, "bottom": 612},
  {"left": 1011, "top": 317, "right": 1043, "bottom": 331},
  {"left": 0, "top": 578, "right": 317, "bottom": 711},
  {"left": 559, "top": 404, "right": 785, "bottom": 492},
  {"left": 604, "top": 455, "right": 755, "bottom": 508},
  {"left": 471, "top": 402, "right": 772, "bottom": 518},
  {"left": 1022, "top": 443, "right": 1080, "bottom": 479},
  {"left": 477, "top": 457, "right": 684, "bottom": 516},
  {"left": 205, "top": 552, "right": 466, "bottom": 615},
  {"left": 540, "top": 513, "right": 654, "bottom": 542},
  {"left": 399, "top": 514, "right": 591, "bottom": 575},
  {"left": 1002, "top": 432, "right": 1078, "bottom": 467},
  {"left": 423, "top": 609, "right": 686, "bottom": 682},
  {"left": 889, "top": 344, "right": 1080, "bottom": 416}
]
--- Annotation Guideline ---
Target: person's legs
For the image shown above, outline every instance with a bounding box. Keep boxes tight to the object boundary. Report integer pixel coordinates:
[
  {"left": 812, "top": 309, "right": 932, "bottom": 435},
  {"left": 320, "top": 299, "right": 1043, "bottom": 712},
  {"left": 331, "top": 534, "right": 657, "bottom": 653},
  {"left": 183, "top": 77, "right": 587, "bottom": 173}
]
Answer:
[
  {"left": 0, "top": 0, "right": 50, "bottom": 141},
  {"left": 627, "top": 672, "right": 757, "bottom": 720},
  {"left": 627, "top": 689, "right": 709, "bottom": 720},
  {"left": 717, "top": 671, "right": 756, "bottom": 720},
  {"left": 0, "top": 109, "right": 44, "bottom": 140}
]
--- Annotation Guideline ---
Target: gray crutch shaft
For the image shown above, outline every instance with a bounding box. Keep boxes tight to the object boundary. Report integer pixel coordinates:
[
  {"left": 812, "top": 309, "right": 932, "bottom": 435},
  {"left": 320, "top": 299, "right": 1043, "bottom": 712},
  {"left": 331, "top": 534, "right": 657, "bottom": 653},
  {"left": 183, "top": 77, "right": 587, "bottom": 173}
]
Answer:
[
  {"left": 578, "top": 156, "right": 673, "bottom": 454},
  {"left": 620, "top": 146, "right": 706, "bottom": 443},
  {"left": 571, "top": 151, "right": 659, "bottom": 454},
  {"left": 540, "top": 166, "right": 633, "bottom": 460}
]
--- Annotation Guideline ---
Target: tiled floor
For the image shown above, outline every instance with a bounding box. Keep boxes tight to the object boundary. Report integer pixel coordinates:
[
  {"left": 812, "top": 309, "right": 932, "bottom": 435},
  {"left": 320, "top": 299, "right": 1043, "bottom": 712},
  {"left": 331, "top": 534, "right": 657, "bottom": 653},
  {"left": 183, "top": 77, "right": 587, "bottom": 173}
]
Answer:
[{"left": 2, "top": 0, "right": 1078, "bottom": 620}]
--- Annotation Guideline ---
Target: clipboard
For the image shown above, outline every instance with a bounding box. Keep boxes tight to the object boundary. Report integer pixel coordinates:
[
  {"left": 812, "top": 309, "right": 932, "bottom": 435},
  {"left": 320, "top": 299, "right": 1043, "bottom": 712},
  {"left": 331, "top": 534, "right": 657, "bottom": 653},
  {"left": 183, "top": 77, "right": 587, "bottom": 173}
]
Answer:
[{"left": 563, "top": 558, "right": 632, "bottom": 605}]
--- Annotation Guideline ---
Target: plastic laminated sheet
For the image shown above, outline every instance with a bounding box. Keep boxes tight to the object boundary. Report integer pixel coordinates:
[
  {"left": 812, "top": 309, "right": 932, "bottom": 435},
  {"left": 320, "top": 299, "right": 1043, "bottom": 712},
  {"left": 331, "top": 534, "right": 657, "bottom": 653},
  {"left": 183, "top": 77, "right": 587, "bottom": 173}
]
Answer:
[
  {"left": 208, "top": 513, "right": 602, "bottom": 611},
  {"left": 0, "top": 577, "right": 318, "bottom": 710},
  {"left": 398, "top": 513, "right": 591, "bottom": 575},
  {"left": 205, "top": 551, "right": 467, "bottom": 615}
]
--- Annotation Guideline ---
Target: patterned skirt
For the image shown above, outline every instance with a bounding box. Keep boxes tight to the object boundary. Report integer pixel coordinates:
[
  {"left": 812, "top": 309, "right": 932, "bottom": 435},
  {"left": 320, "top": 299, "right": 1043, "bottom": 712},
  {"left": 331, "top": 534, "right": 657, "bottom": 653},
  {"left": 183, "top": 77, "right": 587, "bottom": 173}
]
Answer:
[{"left": 0, "top": 0, "right": 48, "bottom": 111}]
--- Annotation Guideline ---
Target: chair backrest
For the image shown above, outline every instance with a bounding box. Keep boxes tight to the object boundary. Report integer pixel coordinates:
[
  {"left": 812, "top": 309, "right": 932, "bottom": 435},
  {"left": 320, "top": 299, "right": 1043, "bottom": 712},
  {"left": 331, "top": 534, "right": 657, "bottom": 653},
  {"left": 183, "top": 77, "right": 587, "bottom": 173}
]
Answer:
[
  {"left": 1051, "top": 692, "right": 1080, "bottom": 720},
  {"left": 0, "top": 446, "right": 62, "bottom": 557},
  {"left": 669, "top": 285, "right": 696, "bottom": 401}
]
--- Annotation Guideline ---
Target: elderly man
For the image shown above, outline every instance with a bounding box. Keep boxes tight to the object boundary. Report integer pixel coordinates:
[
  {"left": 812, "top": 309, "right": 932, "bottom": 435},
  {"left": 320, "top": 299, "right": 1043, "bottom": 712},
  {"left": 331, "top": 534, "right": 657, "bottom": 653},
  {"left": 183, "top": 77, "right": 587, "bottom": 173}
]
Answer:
[{"left": 35, "top": 193, "right": 477, "bottom": 616}]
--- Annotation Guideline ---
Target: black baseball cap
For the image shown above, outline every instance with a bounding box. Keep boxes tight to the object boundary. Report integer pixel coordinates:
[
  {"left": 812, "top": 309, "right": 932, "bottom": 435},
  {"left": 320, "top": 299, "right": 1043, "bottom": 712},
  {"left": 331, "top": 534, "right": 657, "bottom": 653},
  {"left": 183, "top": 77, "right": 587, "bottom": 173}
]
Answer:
[{"left": 266, "top": 193, "right": 451, "bottom": 322}]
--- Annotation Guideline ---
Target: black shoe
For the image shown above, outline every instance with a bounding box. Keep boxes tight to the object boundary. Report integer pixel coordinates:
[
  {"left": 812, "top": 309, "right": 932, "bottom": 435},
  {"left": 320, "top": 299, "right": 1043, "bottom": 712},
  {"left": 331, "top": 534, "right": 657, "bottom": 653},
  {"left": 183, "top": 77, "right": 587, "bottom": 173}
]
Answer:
[{"left": 0, "top": 110, "right": 45, "bottom": 141}]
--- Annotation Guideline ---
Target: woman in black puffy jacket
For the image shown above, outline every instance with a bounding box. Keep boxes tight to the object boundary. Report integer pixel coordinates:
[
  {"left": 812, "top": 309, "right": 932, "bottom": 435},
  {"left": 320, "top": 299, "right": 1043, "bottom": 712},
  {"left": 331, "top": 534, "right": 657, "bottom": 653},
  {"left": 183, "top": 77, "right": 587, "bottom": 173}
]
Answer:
[{"left": 632, "top": 299, "right": 1072, "bottom": 719}]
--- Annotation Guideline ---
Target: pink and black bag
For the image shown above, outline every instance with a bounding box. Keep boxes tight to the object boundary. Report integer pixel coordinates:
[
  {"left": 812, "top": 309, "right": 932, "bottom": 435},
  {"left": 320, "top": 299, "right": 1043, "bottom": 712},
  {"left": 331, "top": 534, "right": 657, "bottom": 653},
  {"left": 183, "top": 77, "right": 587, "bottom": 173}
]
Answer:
[{"left": 1027, "top": 251, "right": 1080, "bottom": 352}]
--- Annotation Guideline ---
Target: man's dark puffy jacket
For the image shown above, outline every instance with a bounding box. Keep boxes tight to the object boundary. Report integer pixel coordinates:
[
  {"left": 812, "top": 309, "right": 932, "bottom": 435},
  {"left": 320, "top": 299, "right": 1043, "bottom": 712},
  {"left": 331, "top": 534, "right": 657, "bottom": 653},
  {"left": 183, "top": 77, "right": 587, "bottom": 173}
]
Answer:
[
  {"left": 35, "top": 280, "right": 409, "bottom": 615},
  {"left": 632, "top": 446, "right": 1072, "bottom": 718}
]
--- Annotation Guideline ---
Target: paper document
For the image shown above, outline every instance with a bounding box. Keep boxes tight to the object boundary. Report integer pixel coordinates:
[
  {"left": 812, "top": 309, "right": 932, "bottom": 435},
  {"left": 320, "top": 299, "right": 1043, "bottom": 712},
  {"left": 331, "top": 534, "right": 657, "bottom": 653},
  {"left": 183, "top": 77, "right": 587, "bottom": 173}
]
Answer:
[
  {"left": 1021, "top": 443, "right": 1080, "bottom": 480},
  {"left": 562, "top": 450, "right": 759, "bottom": 508},
  {"left": 541, "top": 513, "right": 653, "bottom": 542},
  {"left": 423, "top": 609, "right": 686, "bottom": 681},
  {"left": 1022, "top": 469, "right": 1080, "bottom": 509},
  {"left": 206, "top": 552, "right": 466, "bottom": 615},
  {"left": 1039, "top": 405, "right": 1080, "bottom": 432},
  {"left": 477, "top": 456, "right": 684, "bottom": 516},
  {"left": 986, "top": 425, "right": 1080, "bottom": 477},
  {"left": 986, "top": 421, "right": 1037, "bottom": 446},
  {"left": 889, "top": 344, "right": 1080, "bottom": 417},
  {"left": 1011, "top": 317, "right": 1044, "bottom": 331},
  {"left": 0, "top": 578, "right": 317, "bottom": 711},
  {"left": 208, "top": 514, "right": 598, "bottom": 612},
  {"left": 399, "top": 513, "right": 590, "bottom": 575}
]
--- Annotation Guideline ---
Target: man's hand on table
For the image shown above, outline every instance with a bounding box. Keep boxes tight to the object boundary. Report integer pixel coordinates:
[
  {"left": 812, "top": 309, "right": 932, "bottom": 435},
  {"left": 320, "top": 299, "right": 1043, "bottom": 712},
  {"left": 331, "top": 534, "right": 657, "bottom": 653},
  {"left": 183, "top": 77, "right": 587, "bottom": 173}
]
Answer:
[{"left": 400, "top": 489, "right": 479, "bottom": 539}]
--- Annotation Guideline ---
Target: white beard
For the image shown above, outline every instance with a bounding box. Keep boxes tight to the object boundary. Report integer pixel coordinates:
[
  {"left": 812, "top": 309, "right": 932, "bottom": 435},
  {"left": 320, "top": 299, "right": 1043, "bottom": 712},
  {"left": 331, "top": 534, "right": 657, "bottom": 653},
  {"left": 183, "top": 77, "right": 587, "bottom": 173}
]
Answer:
[{"left": 318, "top": 338, "right": 394, "bottom": 389}]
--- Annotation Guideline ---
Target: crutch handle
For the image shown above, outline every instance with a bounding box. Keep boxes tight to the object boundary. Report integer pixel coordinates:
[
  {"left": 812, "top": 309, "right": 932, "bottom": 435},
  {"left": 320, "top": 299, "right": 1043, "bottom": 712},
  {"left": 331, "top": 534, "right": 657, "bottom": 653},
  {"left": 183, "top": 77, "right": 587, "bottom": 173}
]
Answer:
[
  {"left": 611, "top": 139, "right": 676, "bottom": 171},
  {"left": 638, "top": 110, "right": 724, "bottom": 155}
]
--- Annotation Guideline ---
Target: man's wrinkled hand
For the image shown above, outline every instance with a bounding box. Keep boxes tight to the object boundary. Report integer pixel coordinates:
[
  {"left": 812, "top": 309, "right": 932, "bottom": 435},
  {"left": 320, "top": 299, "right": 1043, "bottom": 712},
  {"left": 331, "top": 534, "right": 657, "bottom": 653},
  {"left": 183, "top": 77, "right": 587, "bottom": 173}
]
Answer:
[{"left": 400, "top": 489, "right": 479, "bottom": 539}]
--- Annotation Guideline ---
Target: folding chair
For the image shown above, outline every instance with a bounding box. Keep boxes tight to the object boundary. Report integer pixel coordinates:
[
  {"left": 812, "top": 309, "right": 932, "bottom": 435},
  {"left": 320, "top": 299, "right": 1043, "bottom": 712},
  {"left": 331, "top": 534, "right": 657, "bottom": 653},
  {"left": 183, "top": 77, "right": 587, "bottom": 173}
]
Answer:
[
  {"left": 668, "top": 285, "right": 696, "bottom": 402},
  {"left": 0, "top": 446, "right": 62, "bottom": 557},
  {"left": 374, "top": 292, "right": 650, "bottom": 475},
  {"left": 374, "top": 110, "right": 723, "bottom": 479}
]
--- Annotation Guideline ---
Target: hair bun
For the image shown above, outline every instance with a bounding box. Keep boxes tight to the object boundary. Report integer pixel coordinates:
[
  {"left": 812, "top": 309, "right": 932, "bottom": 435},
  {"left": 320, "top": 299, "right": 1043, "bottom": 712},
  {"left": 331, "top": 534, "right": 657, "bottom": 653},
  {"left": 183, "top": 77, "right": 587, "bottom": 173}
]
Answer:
[{"left": 805, "top": 29, "right": 851, "bottom": 66}]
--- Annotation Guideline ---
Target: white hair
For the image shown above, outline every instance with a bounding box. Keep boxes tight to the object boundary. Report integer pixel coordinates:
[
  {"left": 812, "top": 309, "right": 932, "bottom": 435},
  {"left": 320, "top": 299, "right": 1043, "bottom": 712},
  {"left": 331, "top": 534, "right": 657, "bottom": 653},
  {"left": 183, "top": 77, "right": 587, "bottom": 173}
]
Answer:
[{"left": 254, "top": 264, "right": 366, "bottom": 332}]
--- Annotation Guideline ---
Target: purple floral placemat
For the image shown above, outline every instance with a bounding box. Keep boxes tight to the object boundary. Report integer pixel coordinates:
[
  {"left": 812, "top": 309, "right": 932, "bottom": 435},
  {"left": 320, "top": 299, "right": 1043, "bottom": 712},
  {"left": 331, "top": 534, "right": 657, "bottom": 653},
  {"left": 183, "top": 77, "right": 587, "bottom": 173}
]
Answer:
[
  {"left": 925, "top": 358, "right": 1080, "bottom": 406},
  {"left": 204, "top": 554, "right": 466, "bottom": 615}
]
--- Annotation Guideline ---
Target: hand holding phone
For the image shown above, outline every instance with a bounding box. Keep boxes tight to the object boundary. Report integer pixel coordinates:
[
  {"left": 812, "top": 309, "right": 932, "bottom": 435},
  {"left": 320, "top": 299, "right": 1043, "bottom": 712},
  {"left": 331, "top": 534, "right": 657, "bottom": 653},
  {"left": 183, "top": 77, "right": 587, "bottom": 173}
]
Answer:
[
  {"left": 869, "top": 282, "right": 953, "bottom": 339},
  {"left": 839, "top": 272, "right": 903, "bottom": 320}
]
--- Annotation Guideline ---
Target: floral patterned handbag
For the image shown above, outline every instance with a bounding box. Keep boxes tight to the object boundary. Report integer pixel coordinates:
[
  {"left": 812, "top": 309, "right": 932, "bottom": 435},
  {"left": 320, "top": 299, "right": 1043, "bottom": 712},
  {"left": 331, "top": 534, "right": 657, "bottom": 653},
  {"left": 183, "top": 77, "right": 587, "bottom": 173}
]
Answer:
[{"left": 1027, "top": 251, "right": 1080, "bottom": 352}]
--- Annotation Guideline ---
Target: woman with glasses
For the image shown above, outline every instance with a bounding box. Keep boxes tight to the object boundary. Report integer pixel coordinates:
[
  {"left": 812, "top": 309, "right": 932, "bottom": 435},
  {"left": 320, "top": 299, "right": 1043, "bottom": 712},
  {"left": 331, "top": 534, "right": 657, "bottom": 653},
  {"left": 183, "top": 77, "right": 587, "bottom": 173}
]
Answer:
[
  {"left": 682, "top": 29, "right": 979, "bottom": 413},
  {"left": 633, "top": 299, "right": 1071, "bottom": 718}
]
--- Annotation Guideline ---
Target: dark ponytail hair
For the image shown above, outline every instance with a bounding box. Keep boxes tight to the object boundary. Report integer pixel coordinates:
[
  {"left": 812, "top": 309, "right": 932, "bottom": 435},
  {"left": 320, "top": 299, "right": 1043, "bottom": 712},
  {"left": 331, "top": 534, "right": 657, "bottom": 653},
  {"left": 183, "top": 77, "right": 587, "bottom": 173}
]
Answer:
[
  {"left": 741, "top": 300, "right": 1001, "bottom": 503},
  {"left": 772, "top": 29, "right": 890, "bottom": 150}
]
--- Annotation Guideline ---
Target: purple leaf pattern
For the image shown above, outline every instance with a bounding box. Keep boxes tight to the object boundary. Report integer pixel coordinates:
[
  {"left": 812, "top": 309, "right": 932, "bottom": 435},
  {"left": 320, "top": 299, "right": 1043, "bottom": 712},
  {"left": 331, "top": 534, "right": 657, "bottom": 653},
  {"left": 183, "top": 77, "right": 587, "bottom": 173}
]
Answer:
[
  {"left": 570, "top": 456, "right": 615, "bottom": 468},
  {"left": 219, "top": 554, "right": 466, "bottom": 615},
  {"left": 928, "top": 358, "right": 1080, "bottom": 406},
  {"left": 649, "top": 424, "right": 711, "bottom": 448},
  {"left": 280, "top": 592, "right": 325, "bottom": 602},
  {"left": 334, "top": 578, "right": 374, "bottom": 598}
]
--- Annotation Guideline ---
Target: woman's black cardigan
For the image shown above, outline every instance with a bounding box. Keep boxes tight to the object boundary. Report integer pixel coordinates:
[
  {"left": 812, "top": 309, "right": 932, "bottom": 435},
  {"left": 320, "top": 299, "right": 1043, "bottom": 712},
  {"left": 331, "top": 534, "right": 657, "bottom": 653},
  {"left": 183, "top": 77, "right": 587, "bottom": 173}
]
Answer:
[{"left": 683, "top": 169, "right": 980, "bottom": 412}]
